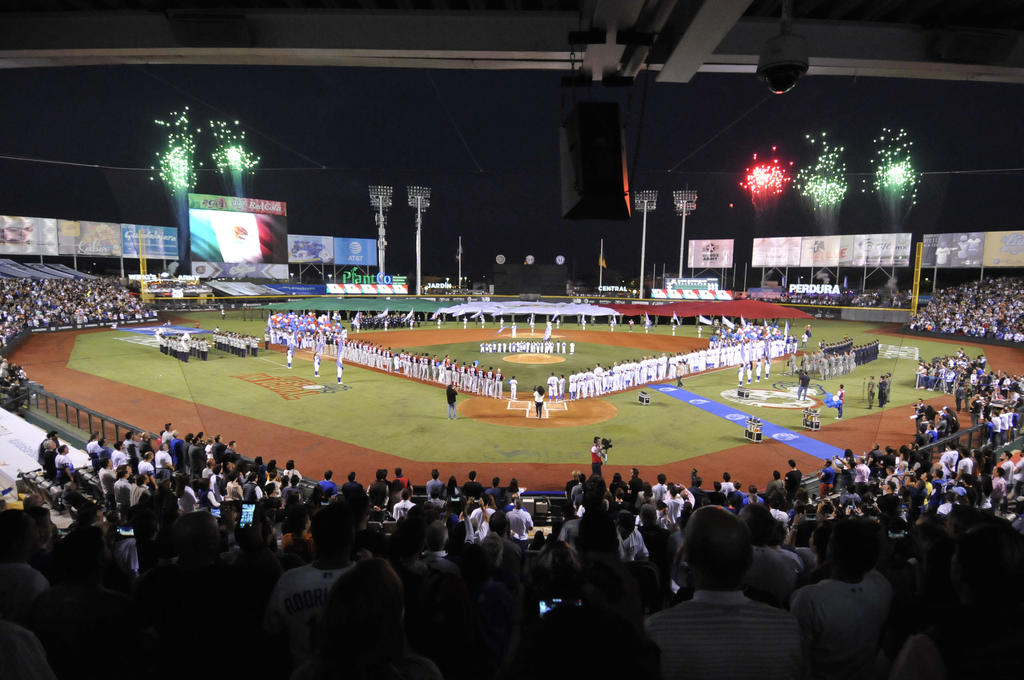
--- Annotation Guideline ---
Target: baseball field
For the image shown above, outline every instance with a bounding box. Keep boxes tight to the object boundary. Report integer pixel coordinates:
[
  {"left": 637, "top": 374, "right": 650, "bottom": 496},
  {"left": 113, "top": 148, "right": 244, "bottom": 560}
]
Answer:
[{"left": 13, "top": 311, "right": 1024, "bottom": 490}]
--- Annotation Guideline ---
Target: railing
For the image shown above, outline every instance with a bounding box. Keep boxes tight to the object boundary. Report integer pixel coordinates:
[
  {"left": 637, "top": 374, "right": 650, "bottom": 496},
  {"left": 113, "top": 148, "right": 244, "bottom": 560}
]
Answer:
[
  {"left": 916, "top": 423, "right": 991, "bottom": 464},
  {"left": 26, "top": 384, "right": 153, "bottom": 445}
]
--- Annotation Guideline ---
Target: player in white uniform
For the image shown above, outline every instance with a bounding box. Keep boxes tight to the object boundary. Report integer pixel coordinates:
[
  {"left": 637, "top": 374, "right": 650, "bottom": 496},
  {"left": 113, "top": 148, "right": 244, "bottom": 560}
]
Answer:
[
  {"left": 569, "top": 372, "right": 578, "bottom": 401},
  {"left": 755, "top": 359, "right": 763, "bottom": 383},
  {"left": 738, "top": 363, "right": 745, "bottom": 387},
  {"left": 286, "top": 343, "right": 294, "bottom": 369},
  {"left": 336, "top": 351, "right": 344, "bottom": 384},
  {"left": 313, "top": 352, "right": 321, "bottom": 378},
  {"left": 547, "top": 373, "right": 559, "bottom": 401},
  {"left": 558, "top": 374, "right": 566, "bottom": 400}
]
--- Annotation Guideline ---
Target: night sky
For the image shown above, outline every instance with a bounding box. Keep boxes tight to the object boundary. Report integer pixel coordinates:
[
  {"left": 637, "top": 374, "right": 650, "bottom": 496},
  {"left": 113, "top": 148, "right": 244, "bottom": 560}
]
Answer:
[{"left": 1, "top": 64, "right": 1023, "bottom": 286}]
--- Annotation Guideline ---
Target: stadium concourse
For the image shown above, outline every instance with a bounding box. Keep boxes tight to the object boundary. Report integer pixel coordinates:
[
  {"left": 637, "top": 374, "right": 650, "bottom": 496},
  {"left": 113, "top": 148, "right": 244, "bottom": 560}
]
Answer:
[{"left": 3, "top": 277, "right": 1024, "bottom": 680}]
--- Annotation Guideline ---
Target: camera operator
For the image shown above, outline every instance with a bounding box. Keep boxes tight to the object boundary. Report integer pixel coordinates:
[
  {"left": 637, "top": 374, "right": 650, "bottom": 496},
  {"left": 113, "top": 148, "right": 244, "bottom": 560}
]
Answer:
[{"left": 590, "top": 436, "right": 603, "bottom": 478}]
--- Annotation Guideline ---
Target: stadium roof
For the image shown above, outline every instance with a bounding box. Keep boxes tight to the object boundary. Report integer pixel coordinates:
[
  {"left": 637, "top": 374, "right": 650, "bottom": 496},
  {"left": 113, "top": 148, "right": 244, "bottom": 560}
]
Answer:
[{"left": 1, "top": 1, "right": 1022, "bottom": 83}]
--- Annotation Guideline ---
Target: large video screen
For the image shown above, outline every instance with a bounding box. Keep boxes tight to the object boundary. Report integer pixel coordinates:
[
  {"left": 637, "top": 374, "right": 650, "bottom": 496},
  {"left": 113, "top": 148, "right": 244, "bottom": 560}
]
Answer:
[
  {"left": 188, "top": 194, "right": 288, "bottom": 264},
  {"left": 923, "top": 232, "right": 985, "bottom": 268}
]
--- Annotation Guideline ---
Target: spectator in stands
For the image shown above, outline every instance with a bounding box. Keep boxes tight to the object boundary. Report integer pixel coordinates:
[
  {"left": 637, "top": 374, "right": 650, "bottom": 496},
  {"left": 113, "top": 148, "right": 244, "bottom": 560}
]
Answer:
[
  {"left": 0, "top": 509, "right": 49, "bottom": 624},
  {"left": 646, "top": 506, "right": 805, "bottom": 679},
  {"left": 317, "top": 469, "right": 337, "bottom": 498},
  {"left": 265, "top": 502, "right": 354, "bottom": 664},
  {"left": 425, "top": 468, "right": 444, "bottom": 500},
  {"left": 294, "top": 558, "right": 442, "bottom": 680},
  {"left": 790, "top": 518, "right": 893, "bottom": 678},
  {"left": 341, "top": 471, "right": 364, "bottom": 500},
  {"left": 392, "top": 487, "right": 415, "bottom": 520},
  {"left": 785, "top": 459, "right": 803, "bottom": 499},
  {"left": 30, "top": 526, "right": 154, "bottom": 680},
  {"left": 462, "top": 470, "right": 483, "bottom": 499}
]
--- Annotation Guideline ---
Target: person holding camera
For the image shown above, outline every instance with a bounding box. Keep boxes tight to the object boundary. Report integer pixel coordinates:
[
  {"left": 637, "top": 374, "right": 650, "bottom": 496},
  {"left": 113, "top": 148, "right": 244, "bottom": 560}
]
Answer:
[{"left": 590, "top": 436, "right": 604, "bottom": 478}]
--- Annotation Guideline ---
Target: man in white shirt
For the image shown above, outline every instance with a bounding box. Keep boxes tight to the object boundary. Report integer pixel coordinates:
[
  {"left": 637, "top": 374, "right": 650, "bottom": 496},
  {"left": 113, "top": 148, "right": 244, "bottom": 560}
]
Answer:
[
  {"left": 154, "top": 444, "right": 174, "bottom": 481},
  {"left": 507, "top": 498, "right": 534, "bottom": 543},
  {"left": 265, "top": 504, "right": 354, "bottom": 664},
  {"left": 391, "top": 487, "right": 415, "bottom": 521},
  {"left": 617, "top": 511, "right": 649, "bottom": 561},
  {"left": 651, "top": 474, "right": 668, "bottom": 505}
]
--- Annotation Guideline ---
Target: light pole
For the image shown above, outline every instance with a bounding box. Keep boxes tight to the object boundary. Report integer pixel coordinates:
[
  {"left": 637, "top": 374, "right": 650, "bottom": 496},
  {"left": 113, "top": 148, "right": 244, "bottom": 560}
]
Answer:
[
  {"left": 368, "top": 185, "right": 393, "bottom": 275},
  {"left": 407, "top": 186, "right": 431, "bottom": 296},
  {"left": 673, "top": 189, "right": 698, "bottom": 278},
  {"left": 634, "top": 190, "right": 657, "bottom": 299}
]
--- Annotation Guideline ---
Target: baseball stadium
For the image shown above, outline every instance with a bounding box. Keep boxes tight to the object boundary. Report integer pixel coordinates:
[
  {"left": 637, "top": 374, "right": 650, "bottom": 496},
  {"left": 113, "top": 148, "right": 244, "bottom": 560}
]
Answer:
[{"left": 2, "top": 3, "right": 1024, "bottom": 680}]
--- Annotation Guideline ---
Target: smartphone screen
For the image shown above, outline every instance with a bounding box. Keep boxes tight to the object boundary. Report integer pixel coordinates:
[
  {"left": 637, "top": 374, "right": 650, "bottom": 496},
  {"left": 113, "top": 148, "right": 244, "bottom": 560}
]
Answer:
[
  {"left": 538, "top": 598, "right": 582, "bottom": 617},
  {"left": 240, "top": 503, "right": 256, "bottom": 528},
  {"left": 117, "top": 526, "right": 135, "bottom": 537},
  {"left": 210, "top": 507, "right": 222, "bottom": 518}
]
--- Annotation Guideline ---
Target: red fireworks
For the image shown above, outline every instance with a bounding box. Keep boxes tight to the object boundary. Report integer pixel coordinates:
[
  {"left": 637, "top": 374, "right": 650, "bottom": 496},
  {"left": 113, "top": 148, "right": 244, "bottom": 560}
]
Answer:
[{"left": 740, "top": 147, "right": 793, "bottom": 211}]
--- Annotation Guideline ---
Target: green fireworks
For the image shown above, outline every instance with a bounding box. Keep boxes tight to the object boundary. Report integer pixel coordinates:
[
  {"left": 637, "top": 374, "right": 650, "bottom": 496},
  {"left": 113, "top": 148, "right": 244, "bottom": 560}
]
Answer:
[
  {"left": 871, "top": 127, "right": 918, "bottom": 202},
  {"left": 209, "top": 120, "right": 260, "bottom": 173},
  {"left": 795, "top": 132, "right": 847, "bottom": 208},
  {"left": 152, "top": 107, "right": 197, "bottom": 191}
]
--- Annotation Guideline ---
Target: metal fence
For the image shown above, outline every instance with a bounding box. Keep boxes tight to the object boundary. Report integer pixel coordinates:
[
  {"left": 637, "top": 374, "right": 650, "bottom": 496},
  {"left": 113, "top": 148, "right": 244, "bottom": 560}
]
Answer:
[
  {"left": 27, "top": 384, "right": 154, "bottom": 445},
  {"left": 916, "top": 423, "right": 992, "bottom": 463}
]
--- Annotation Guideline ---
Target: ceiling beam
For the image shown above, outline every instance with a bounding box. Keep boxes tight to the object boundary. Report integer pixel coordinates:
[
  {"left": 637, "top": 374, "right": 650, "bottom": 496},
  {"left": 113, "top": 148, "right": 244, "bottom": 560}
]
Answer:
[{"left": 656, "top": 0, "right": 755, "bottom": 83}]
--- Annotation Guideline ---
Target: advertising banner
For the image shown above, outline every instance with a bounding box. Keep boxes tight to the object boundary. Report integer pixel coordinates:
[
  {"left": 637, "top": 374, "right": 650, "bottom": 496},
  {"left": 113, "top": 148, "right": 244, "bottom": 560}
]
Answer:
[
  {"left": 838, "top": 234, "right": 867, "bottom": 266},
  {"left": 333, "top": 237, "right": 378, "bottom": 266},
  {"left": 192, "top": 262, "right": 289, "bottom": 279},
  {"left": 187, "top": 193, "right": 287, "bottom": 216},
  {"left": 665, "top": 277, "right": 718, "bottom": 291},
  {"left": 799, "top": 235, "right": 841, "bottom": 268},
  {"left": 121, "top": 224, "right": 179, "bottom": 259},
  {"left": 983, "top": 230, "right": 1024, "bottom": 267},
  {"left": 922, "top": 232, "right": 986, "bottom": 268},
  {"left": 58, "top": 220, "right": 122, "bottom": 257},
  {"left": 751, "top": 236, "right": 801, "bottom": 267},
  {"left": 0, "top": 216, "right": 58, "bottom": 256},
  {"left": 687, "top": 239, "right": 734, "bottom": 269},
  {"left": 287, "top": 235, "right": 335, "bottom": 264},
  {"left": 265, "top": 283, "right": 328, "bottom": 295}
]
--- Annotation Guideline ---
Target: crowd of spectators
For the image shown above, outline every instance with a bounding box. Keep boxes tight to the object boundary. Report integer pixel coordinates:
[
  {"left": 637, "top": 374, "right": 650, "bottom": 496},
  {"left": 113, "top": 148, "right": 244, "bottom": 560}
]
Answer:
[
  {"left": 909, "top": 277, "right": 1024, "bottom": 340},
  {"left": 5, "top": 408, "right": 1024, "bottom": 680},
  {"left": 0, "top": 277, "right": 155, "bottom": 346},
  {"left": 752, "top": 288, "right": 912, "bottom": 308}
]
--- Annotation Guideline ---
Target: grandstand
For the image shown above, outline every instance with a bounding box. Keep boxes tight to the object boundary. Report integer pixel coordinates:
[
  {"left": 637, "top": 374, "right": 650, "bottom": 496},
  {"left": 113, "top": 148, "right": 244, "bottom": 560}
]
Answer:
[{"left": 5, "top": 3, "right": 1024, "bottom": 678}]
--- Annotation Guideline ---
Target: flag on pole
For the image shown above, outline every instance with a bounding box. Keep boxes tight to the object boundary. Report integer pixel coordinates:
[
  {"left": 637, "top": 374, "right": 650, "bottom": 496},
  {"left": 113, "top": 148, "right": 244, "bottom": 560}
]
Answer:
[
  {"left": 529, "top": 313, "right": 535, "bottom": 325},
  {"left": 403, "top": 309, "right": 414, "bottom": 323},
  {"left": 599, "top": 240, "right": 607, "bottom": 268},
  {"left": 470, "top": 310, "right": 484, "bottom": 320},
  {"left": 543, "top": 324, "right": 552, "bottom": 342},
  {"left": 722, "top": 317, "right": 735, "bottom": 329},
  {"left": 644, "top": 313, "right": 652, "bottom": 328},
  {"left": 784, "top": 320, "right": 790, "bottom": 339},
  {"left": 698, "top": 315, "right": 712, "bottom": 325},
  {"left": 375, "top": 309, "right": 389, "bottom": 319},
  {"left": 430, "top": 310, "right": 440, "bottom": 320},
  {"left": 353, "top": 311, "right": 362, "bottom": 327},
  {"left": 671, "top": 312, "right": 680, "bottom": 325},
  {"left": 740, "top": 316, "right": 747, "bottom": 327},
  {"left": 455, "top": 237, "right": 463, "bottom": 262}
]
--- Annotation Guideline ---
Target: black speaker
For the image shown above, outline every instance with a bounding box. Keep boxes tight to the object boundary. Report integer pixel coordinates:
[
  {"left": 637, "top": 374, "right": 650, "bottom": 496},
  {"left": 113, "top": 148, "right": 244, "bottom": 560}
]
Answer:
[{"left": 560, "top": 102, "right": 631, "bottom": 220}]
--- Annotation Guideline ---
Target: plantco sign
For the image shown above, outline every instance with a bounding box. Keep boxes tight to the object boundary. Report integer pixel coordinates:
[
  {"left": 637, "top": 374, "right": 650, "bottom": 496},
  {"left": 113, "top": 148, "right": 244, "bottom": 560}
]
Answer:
[{"left": 340, "top": 268, "right": 407, "bottom": 286}]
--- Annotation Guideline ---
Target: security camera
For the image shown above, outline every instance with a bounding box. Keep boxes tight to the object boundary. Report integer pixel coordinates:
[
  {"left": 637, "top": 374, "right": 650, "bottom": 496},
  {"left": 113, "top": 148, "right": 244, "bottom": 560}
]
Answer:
[{"left": 757, "top": 32, "right": 808, "bottom": 94}]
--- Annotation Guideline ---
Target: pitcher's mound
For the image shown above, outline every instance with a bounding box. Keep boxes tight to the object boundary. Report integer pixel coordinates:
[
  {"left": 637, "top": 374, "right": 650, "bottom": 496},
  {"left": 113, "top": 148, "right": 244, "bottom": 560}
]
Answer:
[
  {"left": 503, "top": 353, "right": 565, "bottom": 365},
  {"left": 461, "top": 396, "right": 617, "bottom": 428}
]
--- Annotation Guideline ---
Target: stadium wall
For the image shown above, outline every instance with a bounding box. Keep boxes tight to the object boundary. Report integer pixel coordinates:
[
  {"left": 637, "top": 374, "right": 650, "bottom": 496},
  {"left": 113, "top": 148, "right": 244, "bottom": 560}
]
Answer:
[{"left": 900, "top": 328, "right": 1023, "bottom": 348}]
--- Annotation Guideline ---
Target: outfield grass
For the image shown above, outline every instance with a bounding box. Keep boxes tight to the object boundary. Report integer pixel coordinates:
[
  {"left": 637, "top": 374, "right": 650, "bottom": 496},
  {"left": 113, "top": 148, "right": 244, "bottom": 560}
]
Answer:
[{"left": 63, "top": 311, "right": 988, "bottom": 468}]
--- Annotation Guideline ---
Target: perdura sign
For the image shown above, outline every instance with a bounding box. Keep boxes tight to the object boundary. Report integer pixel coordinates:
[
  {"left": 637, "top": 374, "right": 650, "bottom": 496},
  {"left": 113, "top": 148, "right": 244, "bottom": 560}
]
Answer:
[{"left": 340, "top": 268, "right": 407, "bottom": 285}]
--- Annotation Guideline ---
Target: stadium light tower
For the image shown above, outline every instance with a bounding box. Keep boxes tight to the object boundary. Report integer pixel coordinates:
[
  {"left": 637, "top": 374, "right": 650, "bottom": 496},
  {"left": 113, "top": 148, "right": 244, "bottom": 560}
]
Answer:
[
  {"left": 673, "top": 189, "right": 698, "bottom": 278},
  {"left": 368, "top": 185, "right": 393, "bottom": 274},
  {"left": 634, "top": 189, "right": 658, "bottom": 299},
  {"left": 407, "top": 185, "right": 432, "bottom": 296}
]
